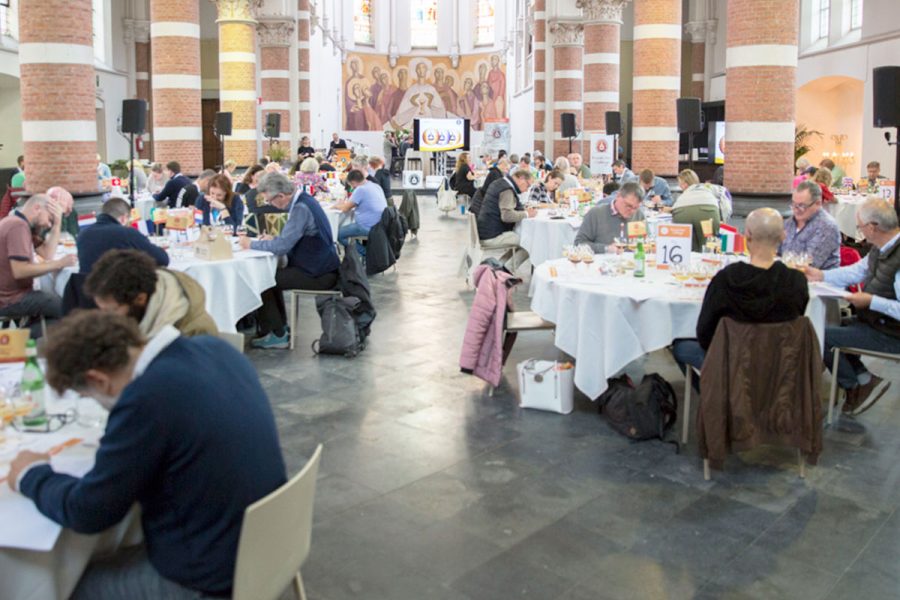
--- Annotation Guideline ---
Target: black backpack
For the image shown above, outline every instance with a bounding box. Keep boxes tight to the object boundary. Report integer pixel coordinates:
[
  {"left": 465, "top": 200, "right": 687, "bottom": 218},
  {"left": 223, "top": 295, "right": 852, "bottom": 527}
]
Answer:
[
  {"left": 598, "top": 374, "right": 678, "bottom": 446},
  {"left": 312, "top": 296, "right": 365, "bottom": 358}
]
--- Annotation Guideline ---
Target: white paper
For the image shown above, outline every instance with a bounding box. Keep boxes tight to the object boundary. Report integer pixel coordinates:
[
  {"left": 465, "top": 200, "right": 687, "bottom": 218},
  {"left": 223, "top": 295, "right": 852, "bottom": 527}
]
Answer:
[{"left": 810, "top": 282, "right": 850, "bottom": 299}]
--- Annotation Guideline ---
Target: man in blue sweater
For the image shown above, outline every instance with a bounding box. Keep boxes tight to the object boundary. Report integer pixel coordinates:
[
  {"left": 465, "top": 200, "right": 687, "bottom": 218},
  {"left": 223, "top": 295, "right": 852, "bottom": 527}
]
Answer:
[
  {"left": 152, "top": 161, "right": 192, "bottom": 208},
  {"left": 76, "top": 197, "right": 169, "bottom": 274},
  {"left": 6, "top": 312, "right": 287, "bottom": 598}
]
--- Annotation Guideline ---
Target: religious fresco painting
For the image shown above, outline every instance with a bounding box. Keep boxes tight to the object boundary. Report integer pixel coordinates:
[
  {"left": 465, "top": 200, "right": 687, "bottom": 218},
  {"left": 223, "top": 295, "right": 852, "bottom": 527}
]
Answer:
[{"left": 342, "top": 52, "right": 507, "bottom": 131}]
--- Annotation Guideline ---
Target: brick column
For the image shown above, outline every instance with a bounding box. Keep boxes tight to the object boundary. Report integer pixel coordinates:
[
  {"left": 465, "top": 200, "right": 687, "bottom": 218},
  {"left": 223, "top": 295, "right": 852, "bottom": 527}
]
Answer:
[
  {"left": 297, "top": 0, "right": 311, "bottom": 137},
  {"left": 133, "top": 21, "right": 154, "bottom": 159},
  {"left": 151, "top": 0, "right": 202, "bottom": 174},
  {"left": 631, "top": 0, "right": 682, "bottom": 176},
  {"left": 579, "top": 0, "right": 629, "bottom": 164},
  {"left": 724, "top": 0, "right": 798, "bottom": 194},
  {"left": 215, "top": 0, "right": 260, "bottom": 167},
  {"left": 258, "top": 19, "right": 294, "bottom": 153},
  {"left": 550, "top": 22, "right": 584, "bottom": 160},
  {"left": 18, "top": 0, "right": 97, "bottom": 194},
  {"left": 533, "top": 0, "right": 547, "bottom": 154}
]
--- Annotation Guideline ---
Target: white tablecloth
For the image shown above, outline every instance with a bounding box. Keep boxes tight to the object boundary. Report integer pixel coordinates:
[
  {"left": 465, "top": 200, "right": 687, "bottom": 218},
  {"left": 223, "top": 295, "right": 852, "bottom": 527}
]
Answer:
[
  {"left": 54, "top": 250, "right": 277, "bottom": 333},
  {"left": 325, "top": 208, "right": 342, "bottom": 241},
  {"left": 134, "top": 197, "right": 155, "bottom": 221},
  {"left": 529, "top": 257, "right": 829, "bottom": 399},
  {"left": 828, "top": 195, "right": 864, "bottom": 240}
]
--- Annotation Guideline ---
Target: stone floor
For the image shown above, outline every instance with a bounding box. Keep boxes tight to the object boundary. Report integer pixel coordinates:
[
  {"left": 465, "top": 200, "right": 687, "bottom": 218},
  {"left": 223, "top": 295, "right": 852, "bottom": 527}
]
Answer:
[{"left": 247, "top": 197, "right": 900, "bottom": 600}]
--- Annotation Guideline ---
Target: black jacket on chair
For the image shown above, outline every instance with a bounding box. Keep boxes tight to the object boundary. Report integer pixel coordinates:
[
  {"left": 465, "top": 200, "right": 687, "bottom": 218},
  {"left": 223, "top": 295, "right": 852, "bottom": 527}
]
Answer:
[{"left": 365, "top": 207, "right": 406, "bottom": 276}]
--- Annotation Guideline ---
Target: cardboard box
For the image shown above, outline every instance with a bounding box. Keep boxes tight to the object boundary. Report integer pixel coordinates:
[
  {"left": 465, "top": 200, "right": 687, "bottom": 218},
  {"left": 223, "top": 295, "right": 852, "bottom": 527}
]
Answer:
[
  {"left": 193, "top": 226, "right": 234, "bottom": 261},
  {"left": 166, "top": 209, "right": 194, "bottom": 230}
]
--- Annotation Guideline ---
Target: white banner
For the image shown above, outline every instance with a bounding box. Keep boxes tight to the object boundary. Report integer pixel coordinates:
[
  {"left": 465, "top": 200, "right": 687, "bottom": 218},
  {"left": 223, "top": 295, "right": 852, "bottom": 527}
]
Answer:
[
  {"left": 480, "top": 121, "right": 511, "bottom": 155},
  {"left": 589, "top": 134, "right": 614, "bottom": 175}
]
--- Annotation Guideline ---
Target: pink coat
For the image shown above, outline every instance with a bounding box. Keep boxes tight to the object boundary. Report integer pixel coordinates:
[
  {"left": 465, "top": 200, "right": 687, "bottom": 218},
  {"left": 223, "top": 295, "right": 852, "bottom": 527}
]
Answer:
[{"left": 459, "top": 264, "right": 518, "bottom": 386}]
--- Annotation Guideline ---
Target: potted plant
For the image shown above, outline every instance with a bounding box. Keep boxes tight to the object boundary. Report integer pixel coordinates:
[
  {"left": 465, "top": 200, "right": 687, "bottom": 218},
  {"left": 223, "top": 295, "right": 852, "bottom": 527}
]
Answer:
[{"left": 795, "top": 124, "right": 823, "bottom": 162}]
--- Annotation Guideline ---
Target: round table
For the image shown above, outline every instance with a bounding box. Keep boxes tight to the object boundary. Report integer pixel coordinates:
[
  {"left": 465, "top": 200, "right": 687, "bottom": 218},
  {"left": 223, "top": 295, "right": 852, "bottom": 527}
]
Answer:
[
  {"left": 529, "top": 256, "right": 829, "bottom": 399},
  {"left": 828, "top": 195, "right": 864, "bottom": 240}
]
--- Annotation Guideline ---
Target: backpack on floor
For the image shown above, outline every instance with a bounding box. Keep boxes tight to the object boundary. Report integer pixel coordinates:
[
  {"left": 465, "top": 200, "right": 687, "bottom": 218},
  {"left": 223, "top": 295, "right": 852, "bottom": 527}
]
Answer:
[
  {"left": 598, "top": 374, "right": 678, "bottom": 447},
  {"left": 312, "top": 296, "right": 365, "bottom": 358}
]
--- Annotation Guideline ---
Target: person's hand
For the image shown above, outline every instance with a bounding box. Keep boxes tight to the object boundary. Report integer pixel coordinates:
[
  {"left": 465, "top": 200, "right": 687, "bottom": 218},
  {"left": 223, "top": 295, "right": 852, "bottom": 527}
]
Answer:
[
  {"left": 56, "top": 254, "right": 78, "bottom": 269},
  {"left": 803, "top": 266, "right": 824, "bottom": 282},
  {"left": 526, "top": 207, "right": 538, "bottom": 218},
  {"left": 238, "top": 236, "right": 253, "bottom": 250},
  {"left": 258, "top": 234, "right": 273, "bottom": 241},
  {"left": 210, "top": 200, "right": 226, "bottom": 211},
  {"left": 47, "top": 199, "right": 63, "bottom": 230},
  {"left": 661, "top": 206, "right": 673, "bottom": 214},
  {"left": 846, "top": 292, "right": 873, "bottom": 309},
  {"left": 7, "top": 450, "right": 49, "bottom": 492}
]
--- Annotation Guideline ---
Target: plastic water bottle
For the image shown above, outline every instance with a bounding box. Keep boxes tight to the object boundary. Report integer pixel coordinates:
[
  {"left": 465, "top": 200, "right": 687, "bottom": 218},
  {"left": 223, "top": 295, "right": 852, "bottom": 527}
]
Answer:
[{"left": 21, "top": 340, "right": 47, "bottom": 426}]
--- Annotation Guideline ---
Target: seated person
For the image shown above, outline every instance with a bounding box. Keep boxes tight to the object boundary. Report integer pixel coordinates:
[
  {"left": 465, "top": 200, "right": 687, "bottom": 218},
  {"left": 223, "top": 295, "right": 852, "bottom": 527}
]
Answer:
[
  {"left": 611, "top": 160, "right": 637, "bottom": 185},
  {"left": 780, "top": 180, "right": 841, "bottom": 270},
  {"left": 671, "top": 169, "right": 720, "bottom": 252},
  {"left": 602, "top": 181, "right": 620, "bottom": 203},
  {"left": 574, "top": 182, "right": 644, "bottom": 253},
  {"left": 222, "top": 159, "right": 237, "bottom": 185},
  {"left": 0, "top": 194, "right": 76, "bottom": 334},
  {"left": 476, "top": 169, "right": 536, "bottom": 268},
  {"left": 176, "top": 169, "right": 216, "bottom": 209},
  {"left": 793, "top": 157, "right": 811, "bottom": 189},
  {"left": 145, "top": 162, "right": 167, "bottom": 195},
  {"left": 529, "top": 170, "right": 564, "bottom": 205},
  {"left": 672, "top": 208, "right": 809, "bottom": 385},
  {"left": 128, "top": 159, "right": 148, "bottom": 192},
  {"left": 152, "top": 161, "right": 192, "bottom": 208},
  {"left": 368, "top": 156, "right": 392, "bottom": 202},
  {"left": 86, "top": 249, "right": 217, "bottom": 338},
  {"left": 238, "top": 172, "right": 340, "bottom": 349},
  {"left": 8, "top": 311, "right": 285, "bottom": 598},
  {"left": 77, "top": 197, "right": 169, "bottom": 274},
  {"left": 10, "top": 154, "right": 24, "bottom": 187},
  {"left": 235, "top": 164, "right": 264, "bottom": 196},
  {"left": 553, "top": 157, "right": 581, "bottom": 192},
  {"left": 861, "top": 160, "right": 887, "bottom": 194},
  {"left": 533, "top": 151, "right": 553, "bottom": 172},
  {"left": 480, "top": 157, "right": 511, "bottom": 194},
  {"left": 820, "top": 157, "right": 846, "bottom": 186},
  {"left": 336, "top": 169, "right": 388, "bottom": 248},
  {"left": 46, "top": 186, "right": 79, "bottom": 238},
  {"left": 293, "top": 157, "right": 328, "bottom": 196},
  {"left": 805, "top": 196, "right": 900, "bottom": 414},
  {"left": 639, "top": 169, "right": 673, "bottom": 207},
  {"left": 316, "top": 153, "right": 336, "bottom": 172},
  {"left": 196, "top": 174, "right": 244, "bottom": 232},
  {"left": 812, "top": 166, "right": 835, "bottom": 203},
  {"left": 569, "top": 153, "right": 591, "bottom": 179},
  {"left": 297, "top": 135, "right": 316, "bottom": 160}
]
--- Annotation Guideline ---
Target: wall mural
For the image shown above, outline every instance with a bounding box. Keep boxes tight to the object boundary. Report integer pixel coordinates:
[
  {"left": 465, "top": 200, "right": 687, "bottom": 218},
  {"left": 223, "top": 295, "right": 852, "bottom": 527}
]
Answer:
[{"left": 342, "top": 52, "right": 507, "bottom": 131}]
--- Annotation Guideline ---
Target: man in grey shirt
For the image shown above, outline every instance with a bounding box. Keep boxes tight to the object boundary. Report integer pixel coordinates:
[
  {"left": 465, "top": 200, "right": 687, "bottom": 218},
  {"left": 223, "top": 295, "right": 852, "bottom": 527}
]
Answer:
[
  {"left": 575, "top": 182, "right": 645, "bottom": 253},
  {"left": 477, "top": 170, "right": 536, "bottom": 269}
]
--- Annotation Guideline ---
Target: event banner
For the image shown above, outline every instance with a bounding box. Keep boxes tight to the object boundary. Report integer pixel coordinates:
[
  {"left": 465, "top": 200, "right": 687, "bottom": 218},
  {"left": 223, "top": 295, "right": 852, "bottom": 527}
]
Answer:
[
  {"left": 589, "top": 133, "right": 614, "bottom": 175},
  {"left": 480, "top": 121, "right": 511, "bottom": 155},
  {"left": 342, "top": 52, "right": 507, "bottom": 132}
]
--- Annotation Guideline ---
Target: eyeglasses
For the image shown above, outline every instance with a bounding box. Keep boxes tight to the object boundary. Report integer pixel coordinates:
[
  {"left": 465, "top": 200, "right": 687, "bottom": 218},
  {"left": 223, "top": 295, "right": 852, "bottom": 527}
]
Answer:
[
  {"left": 11, "top": 409, "right": 77, "bottom": 433},
  {"left": 791, "top": 200, "right": 817, "bottom": 211}
]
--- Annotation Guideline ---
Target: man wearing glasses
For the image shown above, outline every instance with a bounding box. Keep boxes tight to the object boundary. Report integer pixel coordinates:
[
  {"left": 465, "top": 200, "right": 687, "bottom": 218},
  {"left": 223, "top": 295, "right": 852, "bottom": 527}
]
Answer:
[
  {"left": 805, "top": 196, "right": 900, "bottom": 415},
  {"left": 780, "top": 180, "right": 841, "bottom": 269},
  {"left": 574, "top": 182, "right": 645, "bottom": 254}
]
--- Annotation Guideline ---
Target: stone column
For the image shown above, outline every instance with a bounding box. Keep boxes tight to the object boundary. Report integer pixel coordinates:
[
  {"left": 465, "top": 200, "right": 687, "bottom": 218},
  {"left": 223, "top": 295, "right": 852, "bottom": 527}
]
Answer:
[
  {"left": 297, "top": 0, "right": 311, "bottom": 136},
  {"left": 131, "top": 20, "right": 153, "bottom": 159},
  {"left": 724, "top": 0, "right": 798, "bottom": 194},
  {"left": 550, "top": 21, "right": 584, "bottom": 160},
  {"left": 257, "top": 19, "right": 294, "bottom": 153},
  {"left": 578, "top": 0, "right": 629, "bottom": 165},
  {"left": 684, "top": 20, "right": 710, "bottom": 99},
  {"left": 631, "top": 0, "right": 682, "bottom": 176},
  {"left": 18, "top": 0, "right": 98, "bottom": 194},
  {"left": 215, "top": 0, "right": 260, "bottom": 167},
  {"left": 151, "top": 0, "right": 202, "bottom": 174},
  {"left": 533, "top": 0, "right": 547, "bottom": 155}
]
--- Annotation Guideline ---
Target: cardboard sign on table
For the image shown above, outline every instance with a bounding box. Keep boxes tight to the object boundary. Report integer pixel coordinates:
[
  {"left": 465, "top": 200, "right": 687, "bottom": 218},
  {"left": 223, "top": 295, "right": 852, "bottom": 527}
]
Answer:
[
  {"left": 193, "top": 227, "right": 234, "bottom": 261},
  {"left": 627, "top": 221, "right": 647, "bottom": 238},
  {"left": 655, "top": 223, "right": 692, "bottom": 269},
  {"left": 0, "top": 329, "right": 28, "bottom": 363},
  {"left": 879, "top": 181, "right": 896, "bottom": 202}
]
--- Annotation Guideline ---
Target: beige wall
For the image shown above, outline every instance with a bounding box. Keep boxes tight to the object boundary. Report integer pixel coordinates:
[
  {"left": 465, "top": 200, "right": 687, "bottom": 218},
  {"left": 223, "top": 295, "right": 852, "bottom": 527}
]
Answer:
[{"left": 797, "top": 77, "right": 864, "bottom": 178}]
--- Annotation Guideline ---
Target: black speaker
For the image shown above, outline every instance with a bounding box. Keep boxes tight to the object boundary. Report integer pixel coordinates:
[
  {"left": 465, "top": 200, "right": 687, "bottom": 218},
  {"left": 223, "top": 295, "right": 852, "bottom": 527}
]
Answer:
[
  {"left": 605, "top": 111, "right": 622, "bottom": 136},
  {"left": 265, "top": 113, "right": 281, "bottom": 138},
  {"left": 676, "top": 98, "right": 703, "bottom": 133},
  {"left": 121, "top": 99, "right": 147, "bottom": 134},
  {"left": 873, "top": 66, "right": 900, "bottom": 128},
  {"left": 215, "top": 112, "right": 232, "bottom": 136},
  {"left": 561, "top": 113, "right": 577, "bottom": 138}
]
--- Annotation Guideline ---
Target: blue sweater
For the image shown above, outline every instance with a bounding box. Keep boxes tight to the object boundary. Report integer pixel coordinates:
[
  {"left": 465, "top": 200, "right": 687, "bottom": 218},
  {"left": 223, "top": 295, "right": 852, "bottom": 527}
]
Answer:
[
  {"left": 77, "top": 213, "right": 170, "bottom": 273},
  {"left": 153, "top": 174, "right": 192, "bottom": 208},
  {"left": 20, "top": 336, "right": 287, "bottom": 595}
]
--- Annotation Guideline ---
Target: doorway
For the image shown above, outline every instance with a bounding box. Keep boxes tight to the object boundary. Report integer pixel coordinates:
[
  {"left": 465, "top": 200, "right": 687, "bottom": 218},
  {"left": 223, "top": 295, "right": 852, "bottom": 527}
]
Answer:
[{"left": 202, "top": 98, "right": 220, "bottom": 170}]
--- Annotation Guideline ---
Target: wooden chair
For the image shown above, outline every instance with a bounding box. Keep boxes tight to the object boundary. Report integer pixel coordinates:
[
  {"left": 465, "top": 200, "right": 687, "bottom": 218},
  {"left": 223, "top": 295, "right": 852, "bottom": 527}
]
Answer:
[
  {"left": 827, "top": 347, "right": 900, "bottom": 424},
  {"left": 461, "top": 212, "right": 521, "bottom": 284},
  {"left": 232, "top": 445, "right": 322, "bottom": 600},
  {"left": 488, "top": 309, "right": 555, "bottom": 397},
  {"left": 287, "top": 289, "right": 342, "bottom": 350}
]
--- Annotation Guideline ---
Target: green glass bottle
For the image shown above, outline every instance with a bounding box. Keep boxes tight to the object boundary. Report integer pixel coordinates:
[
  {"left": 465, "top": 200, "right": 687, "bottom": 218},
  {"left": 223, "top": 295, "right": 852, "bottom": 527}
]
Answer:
[
  {"left": 634, "top": 240, "right": 646, "bottom": 278},
  {"left": 21, "top": 339, "right": 47, "bottom": 426}
]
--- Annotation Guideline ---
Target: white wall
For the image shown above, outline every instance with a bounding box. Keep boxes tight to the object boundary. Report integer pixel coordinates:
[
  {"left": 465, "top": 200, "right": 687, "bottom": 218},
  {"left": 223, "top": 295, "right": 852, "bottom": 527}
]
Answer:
[
  {"left": 0, "top": 84, "right": 22, "bottom": 167},
  {"left": 309, "top": 12, "right": 344, "bottom": 149}
]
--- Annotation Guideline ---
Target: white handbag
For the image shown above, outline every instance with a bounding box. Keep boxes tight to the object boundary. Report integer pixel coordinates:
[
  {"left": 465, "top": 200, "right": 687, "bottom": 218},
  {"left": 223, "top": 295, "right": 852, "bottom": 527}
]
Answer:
[
  {"left": 437, "top": 177, "right": 457, "bottom": 213},
  {"left": 517, "top": 360, "right": 575, "bottom": 414}
]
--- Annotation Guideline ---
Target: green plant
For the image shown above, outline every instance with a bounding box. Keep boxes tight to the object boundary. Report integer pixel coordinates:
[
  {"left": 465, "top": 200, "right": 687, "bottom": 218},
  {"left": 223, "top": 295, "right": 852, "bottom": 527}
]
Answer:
[
  {"left": 110, "top": 159, "right": 130, "bottom": 179},
  {"left": 795, "top": 124, "right": 823, "bottom": 162},
  {"left": 268, "top": 144, "right": 288, "bottom": 163}
]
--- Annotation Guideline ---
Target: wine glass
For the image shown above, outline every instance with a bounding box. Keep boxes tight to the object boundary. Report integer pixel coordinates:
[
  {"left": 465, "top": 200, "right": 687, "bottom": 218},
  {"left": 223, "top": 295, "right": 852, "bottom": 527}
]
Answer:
[
  {"left": 671, "top": 263, "right": 690, "bottom": 288},
  {"left": 783, "top": 251, "right": 797, "bottom": 269}
]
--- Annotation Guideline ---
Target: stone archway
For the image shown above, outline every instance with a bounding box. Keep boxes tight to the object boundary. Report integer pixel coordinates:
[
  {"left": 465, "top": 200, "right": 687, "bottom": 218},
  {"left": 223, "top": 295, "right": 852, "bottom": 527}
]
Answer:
[{"left": 796, "top": 75, "right": 865, "bottom": 178}]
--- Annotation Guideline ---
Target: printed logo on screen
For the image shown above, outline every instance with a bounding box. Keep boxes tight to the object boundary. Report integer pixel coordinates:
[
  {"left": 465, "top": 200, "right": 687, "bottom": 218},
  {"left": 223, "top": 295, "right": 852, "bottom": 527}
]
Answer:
[
  {"left": 594, "top": 139, "right": 607, "bottom": 153},
  {"left": 422, "top": 127, "right": 463, "bottom": 147}
]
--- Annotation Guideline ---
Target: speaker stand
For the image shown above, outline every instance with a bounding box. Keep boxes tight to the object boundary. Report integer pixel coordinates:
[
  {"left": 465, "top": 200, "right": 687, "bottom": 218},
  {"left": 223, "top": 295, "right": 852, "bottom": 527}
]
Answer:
[
  {"left": 129, "top": 132, "right": 136, "bottom": 205},
  {"left": 687, "top": 132, "right": 695, "bottom": 173},
  {"left": 892, "top": 127, "right": 899, "bottom": 217},
  {"left": 568, "top": 137, "right": 574, "bottom": 156}
]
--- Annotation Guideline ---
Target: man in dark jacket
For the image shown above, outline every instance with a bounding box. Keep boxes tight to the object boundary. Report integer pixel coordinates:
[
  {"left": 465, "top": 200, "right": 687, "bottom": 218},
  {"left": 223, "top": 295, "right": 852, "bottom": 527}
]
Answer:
[
  {"left": 77, "top": 197, "right": 169, "bottom": 274},
  {"left": 7, "top": 311, "right": 286, "bottom": 598},
  {"left": 367, "top": 156, "right": 392, "bottom": 203},
  {"left": 672, "top": 208, "right": 809, "bottom": 387},
  {"left": 152, "top": 161, "right": 192, "bottom": 208},
  {"left": 239, "top": 172, "right": 340, "bottom": 349},
  {"left": 479, "top": 157, "right": 511, "bottom": 195},
  {"left": 476, "top": 170, "right": 536, "bottom": 270}
]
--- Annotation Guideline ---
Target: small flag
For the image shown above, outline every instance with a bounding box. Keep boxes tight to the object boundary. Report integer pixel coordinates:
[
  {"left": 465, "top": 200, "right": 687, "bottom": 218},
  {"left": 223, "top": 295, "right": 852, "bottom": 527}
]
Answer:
[{"left": 77, "top": 212, "right": 97, "bottom": 229}]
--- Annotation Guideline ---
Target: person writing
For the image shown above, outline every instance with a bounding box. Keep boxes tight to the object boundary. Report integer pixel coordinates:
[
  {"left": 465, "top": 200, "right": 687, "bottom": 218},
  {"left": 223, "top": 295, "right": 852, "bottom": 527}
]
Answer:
[
  {"left": 780, "top": 180, "right": 841, "bottom": 270},
  {"left": 196, "top": 174, "right": 244, "bottom": 231},
  {"left": 638, "top": 169, "right": 673, "bottom": 207},
  {"left": 476, "top": 169, "right": 536, "bottom": 269},
  {"left": 76, "top": 198, "right": 169, "bottom": 274},
  {"left": 336, "top": 169, "right": 388, "bottom": 250},
  {"left": 670, "top": 169, "right": 720, "bottom": 253},
  {"left": 529, "top": 170, "right": 564, "bottom": 205},
  {"left": 152, "top": 161, "right": 192, "bottom": 208},
  {"left": 574, "top": 182, "right": 645, "bottom": 253}
]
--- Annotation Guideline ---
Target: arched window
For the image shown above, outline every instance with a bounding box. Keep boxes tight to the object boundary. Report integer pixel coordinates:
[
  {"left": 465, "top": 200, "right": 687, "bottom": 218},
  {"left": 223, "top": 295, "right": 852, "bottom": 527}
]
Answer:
[
  {"left": 475, "top": 0, "right": 495, "bottom": 46},
  {"left": 410, "top": 0, "right": 438, "bottom": 48},
  {"left": 353, "top": 0, "right": 374, "bottom": 45}
]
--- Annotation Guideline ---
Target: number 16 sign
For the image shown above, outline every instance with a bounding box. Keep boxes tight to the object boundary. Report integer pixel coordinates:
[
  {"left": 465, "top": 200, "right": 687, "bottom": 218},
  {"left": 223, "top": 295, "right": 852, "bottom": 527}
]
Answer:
[{"left": 655, "top": 223, "right": 692, "bottom": 269}]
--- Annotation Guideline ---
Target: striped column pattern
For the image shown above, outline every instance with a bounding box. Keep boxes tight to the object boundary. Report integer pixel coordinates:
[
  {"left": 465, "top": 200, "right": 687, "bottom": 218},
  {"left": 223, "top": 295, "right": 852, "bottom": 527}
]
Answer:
[
  {"left": 150, "top": 0, "right": 202, "bottom": 174},
  {"left": 258, "top": 19, "right": 294, "bottom": 152},
  {"left": 18, "top": 0, "right": 97, "bottom": 194},
  {"left": 631, "top": 0, "right": 682, "bottom": 176},
  {"left": 578, "top": 0, "right": 628, "bottom": 164},
  {"left": 724, "top": 0, "right": 798, "bottom": 194},
  {"left": 215, "top": 0, "right": 260, "bottom": 167},
  {"left": 134, "top": 21, "right": 153, "bottom": 159},
  {"left": 550, "top": 22, "right": 584, "bottom": 160},
  {"left": 533, "top": 0, "right": 547, "bottom": 155},
  {"left": 684, "top": 21, "right": 707, "bottom": 99},
  {"left": 297, "top": 0, "right": 311, "bottom": 136}
]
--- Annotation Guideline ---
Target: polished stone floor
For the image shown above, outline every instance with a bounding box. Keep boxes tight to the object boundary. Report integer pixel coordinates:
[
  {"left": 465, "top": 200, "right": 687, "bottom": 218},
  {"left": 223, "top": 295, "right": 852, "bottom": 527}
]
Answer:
[{"left": 248, "top": 197, "right": 900, "bottom": 600}]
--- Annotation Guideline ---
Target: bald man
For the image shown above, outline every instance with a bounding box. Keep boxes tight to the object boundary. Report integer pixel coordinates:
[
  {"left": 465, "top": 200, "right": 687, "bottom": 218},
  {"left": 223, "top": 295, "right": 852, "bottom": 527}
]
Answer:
[
  {"left": 46, "top": 186, "right": 79, "bottom": 238},
  {"left": 672, "top": 207, "right": 810, "bottom": 381}
]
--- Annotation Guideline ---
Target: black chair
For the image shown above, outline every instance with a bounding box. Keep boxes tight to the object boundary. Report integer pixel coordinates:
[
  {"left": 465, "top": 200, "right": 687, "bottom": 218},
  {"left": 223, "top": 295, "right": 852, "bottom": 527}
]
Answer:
[{"left": 62, "top": 273, "right": 97, "bottom": 315}]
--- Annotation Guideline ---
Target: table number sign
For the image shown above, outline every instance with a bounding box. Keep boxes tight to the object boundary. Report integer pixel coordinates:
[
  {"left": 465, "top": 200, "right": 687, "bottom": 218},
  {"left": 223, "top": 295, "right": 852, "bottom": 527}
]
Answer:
[
  {"left": 655, "top": 223, "right": 692, "bottom": 269},
  {"left": 879, "top": 181, "right": 895, "bottom": 203}
]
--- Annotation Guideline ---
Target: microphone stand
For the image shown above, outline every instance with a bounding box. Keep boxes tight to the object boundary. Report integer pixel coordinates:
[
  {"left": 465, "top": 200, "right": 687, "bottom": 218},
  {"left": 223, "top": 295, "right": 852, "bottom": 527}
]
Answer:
[{"left": 887, "top": 130, "right": 899, "bottom": 216}]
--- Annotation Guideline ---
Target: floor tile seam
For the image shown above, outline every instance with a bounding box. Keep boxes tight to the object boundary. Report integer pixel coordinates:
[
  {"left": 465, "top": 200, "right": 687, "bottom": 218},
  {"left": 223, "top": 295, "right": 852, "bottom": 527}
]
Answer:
[{"left": 820, "top": 504, "right": 898, "bottom": 598}]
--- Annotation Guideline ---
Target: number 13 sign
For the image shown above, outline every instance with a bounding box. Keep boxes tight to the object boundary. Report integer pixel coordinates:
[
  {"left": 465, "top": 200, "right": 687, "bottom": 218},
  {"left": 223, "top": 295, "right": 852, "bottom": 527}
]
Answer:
[{"left": 655, "top": 223, "right": 692, "bottom": 269}]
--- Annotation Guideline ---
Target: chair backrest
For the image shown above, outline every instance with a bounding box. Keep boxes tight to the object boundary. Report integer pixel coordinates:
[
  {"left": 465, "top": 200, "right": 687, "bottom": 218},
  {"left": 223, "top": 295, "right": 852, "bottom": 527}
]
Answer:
[
  {"left": 232, "top": 444, "right": 322, "bottom": 600},
  {"left": 467, "top": 211, "right": 479, "bottom": 248}
]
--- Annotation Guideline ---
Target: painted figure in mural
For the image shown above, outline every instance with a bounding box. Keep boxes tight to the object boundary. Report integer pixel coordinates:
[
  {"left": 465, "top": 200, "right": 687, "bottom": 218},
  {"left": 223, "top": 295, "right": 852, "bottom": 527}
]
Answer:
[
  {"left": 369, "top": 66, "right": 383, "bottom": 110},
  {"left": 390, "top": 67, "right": 409, "bottom": 117},
  {"left": 475, "top": 62, "right": 490, "bottom": 101},
  {"left": 349, "top": 82, "right": 382, "bottom": 131},
  {"left": 344, "top": 58, "right": 366, "bottom": 130},
  {"left": 458, "top": 77, "right": 482, "bottom": 130},
  {"left": 487, "top": 54, "right": 506, "bottom": 117},
  {"left": 479, "top": 81, "right": 502, "bottom": 122},
  {"left": 392, "top": 61, "right": 447, "bottom": 129},
  {"left": 443, "top": 75, "right": 459, "bottom": 115},
  {"left": 377, "top": 71, "right": 400, "bottom": 126}
]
